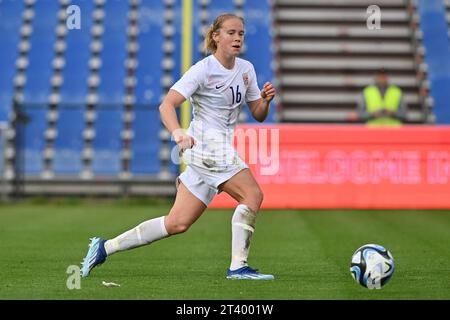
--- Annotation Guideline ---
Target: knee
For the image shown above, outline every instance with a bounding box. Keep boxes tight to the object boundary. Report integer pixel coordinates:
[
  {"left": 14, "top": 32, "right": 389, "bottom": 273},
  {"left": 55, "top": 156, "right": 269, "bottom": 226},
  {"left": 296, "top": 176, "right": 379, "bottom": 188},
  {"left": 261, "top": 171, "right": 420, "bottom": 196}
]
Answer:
[
  {"left": 169, "top": 223, "right": 190, "bottom": 235},
  {"left": 165, "top": 214, "right": 191, "bottom": 235},
  {"left": 255, "top": 189, "right": 264, "bottom": 207},
  {"left": 245, "top": 189, "right": 264, "bottom": 213},
  {"left": 166, "top": 221, "right": 191, "bottom": 235}
]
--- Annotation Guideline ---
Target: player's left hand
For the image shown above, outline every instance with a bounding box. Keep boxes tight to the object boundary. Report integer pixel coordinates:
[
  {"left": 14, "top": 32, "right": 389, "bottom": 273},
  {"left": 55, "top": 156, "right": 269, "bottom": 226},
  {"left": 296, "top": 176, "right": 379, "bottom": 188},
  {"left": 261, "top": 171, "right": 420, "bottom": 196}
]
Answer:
[{"left": 260, "top": 82, "right": 275, "bottom": 103}]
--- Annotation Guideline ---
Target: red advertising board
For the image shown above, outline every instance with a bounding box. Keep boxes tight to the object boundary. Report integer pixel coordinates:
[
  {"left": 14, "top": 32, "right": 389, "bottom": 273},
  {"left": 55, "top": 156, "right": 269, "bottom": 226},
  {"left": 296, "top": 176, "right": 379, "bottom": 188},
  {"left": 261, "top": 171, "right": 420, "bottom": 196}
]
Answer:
[{"left": 209, "top": 125, "right": 450, "bottom": 209}]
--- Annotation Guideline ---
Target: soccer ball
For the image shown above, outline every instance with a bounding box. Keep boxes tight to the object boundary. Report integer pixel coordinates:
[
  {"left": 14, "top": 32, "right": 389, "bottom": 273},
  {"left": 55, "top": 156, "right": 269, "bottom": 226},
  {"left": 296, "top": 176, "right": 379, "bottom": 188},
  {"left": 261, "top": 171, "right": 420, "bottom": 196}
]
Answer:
[{"left": 350, "top": 244, "right": 395, "bottom": 289}]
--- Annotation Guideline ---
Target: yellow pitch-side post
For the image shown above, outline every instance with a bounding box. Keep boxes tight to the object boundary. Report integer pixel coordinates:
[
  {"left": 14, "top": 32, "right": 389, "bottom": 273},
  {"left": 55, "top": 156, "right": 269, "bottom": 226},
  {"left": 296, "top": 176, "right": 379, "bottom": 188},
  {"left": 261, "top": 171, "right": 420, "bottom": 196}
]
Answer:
[{"left": 180, "top": 0, "right": 192, "bottom": 173}]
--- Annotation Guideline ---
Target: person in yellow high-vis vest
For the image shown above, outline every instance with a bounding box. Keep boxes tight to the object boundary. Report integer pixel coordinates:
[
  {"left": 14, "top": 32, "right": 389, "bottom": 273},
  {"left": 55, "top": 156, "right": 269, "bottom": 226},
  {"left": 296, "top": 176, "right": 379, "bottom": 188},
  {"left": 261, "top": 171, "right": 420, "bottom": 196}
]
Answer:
[{"left": 358, "top": 69, "right": 407, "bottom": 126}]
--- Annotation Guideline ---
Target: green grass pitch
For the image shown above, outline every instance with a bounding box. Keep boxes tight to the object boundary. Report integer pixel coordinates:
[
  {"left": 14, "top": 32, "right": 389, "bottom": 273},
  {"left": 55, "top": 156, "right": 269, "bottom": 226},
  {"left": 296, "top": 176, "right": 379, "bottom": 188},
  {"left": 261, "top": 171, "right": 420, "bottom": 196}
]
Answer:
[{"left": 0, "top": 199, "right": 449, "bottom": 299}]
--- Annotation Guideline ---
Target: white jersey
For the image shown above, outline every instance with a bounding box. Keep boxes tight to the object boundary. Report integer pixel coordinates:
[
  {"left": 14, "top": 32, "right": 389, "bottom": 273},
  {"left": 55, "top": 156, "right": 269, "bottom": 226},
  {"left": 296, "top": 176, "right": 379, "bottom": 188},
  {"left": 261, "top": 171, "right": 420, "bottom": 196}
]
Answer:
[{"left": 171, "top": 55, "right": 261, "bottom": 171}]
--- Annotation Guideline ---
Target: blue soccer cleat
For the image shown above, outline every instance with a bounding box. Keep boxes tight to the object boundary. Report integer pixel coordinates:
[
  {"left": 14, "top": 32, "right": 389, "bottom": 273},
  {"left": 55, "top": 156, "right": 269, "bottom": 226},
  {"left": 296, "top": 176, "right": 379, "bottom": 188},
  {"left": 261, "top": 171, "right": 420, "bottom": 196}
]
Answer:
[
  {"left": 226, "top": 266, "right": 275, "bottom": 280},
  {"left": 81, "top": 237, "right": 107, "bottom": 277}
]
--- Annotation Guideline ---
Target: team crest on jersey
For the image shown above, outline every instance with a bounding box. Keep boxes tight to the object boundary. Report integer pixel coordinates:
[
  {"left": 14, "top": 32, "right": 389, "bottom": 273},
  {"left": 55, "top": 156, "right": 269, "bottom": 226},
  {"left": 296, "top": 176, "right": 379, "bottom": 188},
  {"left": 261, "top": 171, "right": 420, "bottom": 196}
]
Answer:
[{"left": 242, "top": 73, "right": 249, "bottom": 86}]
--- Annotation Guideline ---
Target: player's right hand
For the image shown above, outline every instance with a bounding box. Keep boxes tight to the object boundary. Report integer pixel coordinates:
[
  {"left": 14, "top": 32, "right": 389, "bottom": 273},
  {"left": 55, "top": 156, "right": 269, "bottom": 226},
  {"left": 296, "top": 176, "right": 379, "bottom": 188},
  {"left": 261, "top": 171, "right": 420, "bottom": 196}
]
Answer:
[{"left": 172, "top": 129, "right": 195, "bottom": 152}]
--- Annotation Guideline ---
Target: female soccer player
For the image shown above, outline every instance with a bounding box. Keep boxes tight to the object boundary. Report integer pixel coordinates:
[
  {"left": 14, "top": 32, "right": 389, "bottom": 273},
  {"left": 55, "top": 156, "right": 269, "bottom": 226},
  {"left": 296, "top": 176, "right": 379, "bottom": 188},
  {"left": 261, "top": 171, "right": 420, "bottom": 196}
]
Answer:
[{"left": 81, "top": 13, "right": 276, "bottom": 280}]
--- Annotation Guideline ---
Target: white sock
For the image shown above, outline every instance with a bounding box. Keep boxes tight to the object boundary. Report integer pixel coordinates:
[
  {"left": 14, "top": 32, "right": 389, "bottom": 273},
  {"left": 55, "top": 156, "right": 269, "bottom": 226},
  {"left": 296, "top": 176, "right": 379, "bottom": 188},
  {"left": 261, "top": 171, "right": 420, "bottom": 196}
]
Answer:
[
  {"left": 104, "top": 216, "right": 169, "bottom": 256},
  {"left": 230, "top": 204, "right": 257, "bottom": 271}
]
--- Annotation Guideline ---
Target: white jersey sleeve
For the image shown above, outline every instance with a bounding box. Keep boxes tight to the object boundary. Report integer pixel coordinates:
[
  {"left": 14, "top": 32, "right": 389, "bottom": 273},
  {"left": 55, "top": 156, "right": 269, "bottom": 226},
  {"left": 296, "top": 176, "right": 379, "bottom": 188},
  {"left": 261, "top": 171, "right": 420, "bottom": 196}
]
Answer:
[
  {"left": 245, "top": 63, "right": 261, "bottom": 103},
  {"left": 170, "top": 61, "right": 205, "bottom": 100}
]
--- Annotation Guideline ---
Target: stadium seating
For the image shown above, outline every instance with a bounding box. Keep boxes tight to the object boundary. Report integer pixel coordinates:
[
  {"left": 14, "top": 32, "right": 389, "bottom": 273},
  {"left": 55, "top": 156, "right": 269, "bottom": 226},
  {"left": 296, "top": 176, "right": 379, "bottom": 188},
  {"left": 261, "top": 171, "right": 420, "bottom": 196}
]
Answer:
[
  {"left": 134, "top": 1, "right": 164, "bottom": 106},
  {"left": 91, "top": 108, "right": 123, "bottom": 175},
  {"left": 447, "top": 0, "right": 450, "bottom": 38},
  {"left": 273, "top": 0, "right": 430, "bottom": 123},
  {"left": 53, "top": 108, "right": 84, "bottom": 175},
  {"left": 207, "top": 0, "right": 235, "bottom": 24},
  {"left": 0, "top": 0, "right": 23, "bottom": 122},
  {"left": 52, "top": 1, "right": 94, "bottom": 176},
  {"left": 22, "top": 107, "right": 46, "bottom": 175},
  {"left": 171, "top": 0, "right": 182, "bottom": 89},
  {"left": 23, "top": 0, "right": 59, "bottom": 103},
  {"left": 97, "top": 0, "right": 128, "bottom": 105},
  {"left": 1, "top": 0, "right": 444, "bottom": 195},
  {"left": 129, "top": 1, "right": 165, "bottom": 176},
  {"left": 417, "top": 0, "right": 450, "bottom": 124},
  {"left": 243, "top": 0, "right": 275, "bottom": 123},
  {"left": 88, "top": 0, "right": 128, "bottom": 176},
  {"left": 0, "top": 0, "right": 281, "bottom": 183},
  {"left": 130, "top": 109, "right": 161, "bottom": 175},
  {"left": 59, "top": 1, "right": 94, "bottom": 103},
  {"left": 192, "top": 0, "right": 206, "bottom": 64}
]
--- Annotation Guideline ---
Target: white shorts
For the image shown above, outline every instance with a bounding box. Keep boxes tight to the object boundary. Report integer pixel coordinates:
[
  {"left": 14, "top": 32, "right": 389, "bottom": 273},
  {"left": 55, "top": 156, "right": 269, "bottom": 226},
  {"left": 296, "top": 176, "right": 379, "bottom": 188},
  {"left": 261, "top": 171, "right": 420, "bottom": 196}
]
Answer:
[{"left": 178, "top": 161, "right": 249, "bottom": 206}]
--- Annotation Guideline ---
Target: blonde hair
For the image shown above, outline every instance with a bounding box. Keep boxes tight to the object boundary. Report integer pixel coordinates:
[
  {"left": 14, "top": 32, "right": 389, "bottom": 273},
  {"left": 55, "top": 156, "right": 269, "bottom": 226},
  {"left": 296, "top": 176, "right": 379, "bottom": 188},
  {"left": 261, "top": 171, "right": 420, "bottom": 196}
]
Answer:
[{"left": 204, "top": 13, "right": 244, "bottom": 53}]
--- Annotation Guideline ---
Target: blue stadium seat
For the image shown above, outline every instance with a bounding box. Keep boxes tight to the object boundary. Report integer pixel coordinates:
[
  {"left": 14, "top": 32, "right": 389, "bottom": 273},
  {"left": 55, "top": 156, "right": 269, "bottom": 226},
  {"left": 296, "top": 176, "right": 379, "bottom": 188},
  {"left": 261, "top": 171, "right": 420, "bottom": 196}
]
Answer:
[
  {"left": 135, "top": 0, "right": 164, "bottom": 106},
  {"left": 192, "top": 0, "right": 204, "bottom": 64},
  {"left": 192, "top": 0, "right": 234, "bottom": 63},
  {"left": 130, "top": 108, "right": 160, "bottom": 175},
  {"left": 169, "top": 1, "right": 182, "bottom": 176},
  {"left": 60, "top": 0, "right": 94, "bottom": 103},
  {"left": 172, "top": 0, "right": 182, "bottom": 85},
  {"left": 132, "top": 1, "right": 179, "bottom": 176},
  {"left": 165, "top": 0, "right": 181, "bottom": 175},
  {"left": 208, "top": 0, "right": 235, "bottom": 24},
  {"left": 23, "top": 0, "right": 59, "bottom": 103},
  {"left": 97, "top": 0, "right": 128, "bottom": 105},
  {"left": 244, "top": 0, "right": 275, "bottom": 123},
  {"left": 244, "top": 0, "right": 272, "bottom": 86},
  {"left": 0, "top": 125, "right": 4, "bottom": 173},
  {"left": 53, "top": 108, "right": 84, "bottom": 175},
  {"left": 418, "top": 0, "right": 450, "bottom": 123},
  {"left": 21, "top": 107, "right": 46, "bottom": 174},
  {"left": 91, "top": 109, "right": 122, "bottom": 175},
  {"left": 0, "top": 0, "right": 23, "bottom": 121}
]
